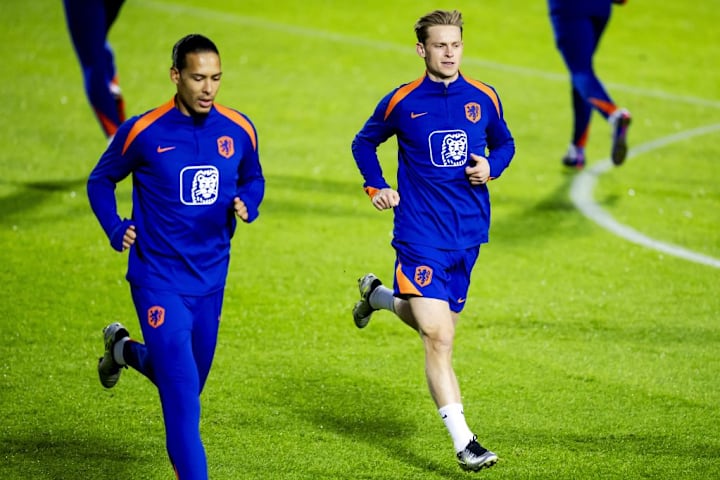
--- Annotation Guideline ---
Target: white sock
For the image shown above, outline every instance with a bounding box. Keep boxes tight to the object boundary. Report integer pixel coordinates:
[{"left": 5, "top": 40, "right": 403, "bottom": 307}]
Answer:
[
  {"left": 113, "top": 337, "right": 128, "bottom": 366},
  {"left": 439, "top": 403, "right": 474, "bottom": 453},
  {"left": 369, "top": 285, "right": 396, "bottom": 313}
]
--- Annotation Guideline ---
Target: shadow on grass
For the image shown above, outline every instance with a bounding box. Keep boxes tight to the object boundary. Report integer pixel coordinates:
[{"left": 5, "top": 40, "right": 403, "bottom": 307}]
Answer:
[
  {"left": 0, "top": 178, "right": 87, "bottom": 223},
  {"left": 0, "top": 174, "right": 375, "bottom": 223},
  {"left": 259, "top": 172, "right": 380, "bottom": 220},
  {"left": 277, "top": 369, "right": 475, "bottom": 479},
  {"left": 559, "top": 431, "right": 720, "bottom": 459},
  {"left": 258, "top": 195, "right": 379, "bottom": 221},
  {"left": 490, "top": 165, "right": 626, "bottom": 247},
  {"left": 491, "top": 168, "right": 595, "bottom": 246},
  {"left": 265, "top": 173, "right": 360, "bottom": 197},
  {"left": 0, "top": 433, "right": 142, "bottom": 480},
  {"left": 497, "top": 427, "right": 720, "bottom": 476}
]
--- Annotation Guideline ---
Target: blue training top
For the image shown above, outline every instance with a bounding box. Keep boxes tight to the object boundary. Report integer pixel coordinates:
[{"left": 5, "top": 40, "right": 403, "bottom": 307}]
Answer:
[
  {"left": 88, "top": 98, "right": 265, "bottom": 295},
  {"left": 352, "top": 73, "right": 515, "bottom": 250}
]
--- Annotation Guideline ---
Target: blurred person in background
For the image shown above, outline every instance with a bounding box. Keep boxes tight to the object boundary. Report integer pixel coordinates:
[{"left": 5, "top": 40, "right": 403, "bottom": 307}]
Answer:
[
  {"left": 548, "top": 0, "right": 631, "bottom": 169},
  {"left": 63, "top": 0, "right": 127, "bottom": 139}
]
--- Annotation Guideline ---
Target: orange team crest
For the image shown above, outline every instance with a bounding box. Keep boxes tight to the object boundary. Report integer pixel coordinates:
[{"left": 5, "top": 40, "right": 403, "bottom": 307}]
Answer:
[
  {"left": 464, "top": 102, "right": 481, "bottom": 123},
  {"left": 217, "top": 136, "right": 234, "bottom": 158},
  {"left": 414, "top": 266, "right": 434, "bottom": 287},
  {"left": 147, "top": 305, "right": 165, "bottom": 329}
]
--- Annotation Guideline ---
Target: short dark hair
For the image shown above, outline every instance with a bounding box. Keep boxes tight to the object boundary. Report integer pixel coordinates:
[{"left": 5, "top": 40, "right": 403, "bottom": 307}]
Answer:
[
  {"left": 414, "top": 10, "right": 463, "bottom": 44},
  {"left": 171, "top": 34, "right": 219, "bottom": 71}
]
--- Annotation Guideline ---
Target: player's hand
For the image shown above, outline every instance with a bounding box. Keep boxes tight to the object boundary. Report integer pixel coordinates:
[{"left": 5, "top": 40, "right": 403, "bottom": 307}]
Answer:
[
  {"left": 234, "top": 197, "right": 249, "bottom": 221},
  {"left": 465, "top": 153, "right": 491, "bottom": 185},
  {"left": 371, "top": 188, "right": 400, "bottom": 211},
  {"left": 122, "top": 225, "right": 136, "bottom": 251}
]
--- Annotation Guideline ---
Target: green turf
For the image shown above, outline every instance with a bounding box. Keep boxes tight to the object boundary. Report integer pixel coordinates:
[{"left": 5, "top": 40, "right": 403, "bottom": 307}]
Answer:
[{"left": 1, "top": 1, "right": 719, "bottom": 479}]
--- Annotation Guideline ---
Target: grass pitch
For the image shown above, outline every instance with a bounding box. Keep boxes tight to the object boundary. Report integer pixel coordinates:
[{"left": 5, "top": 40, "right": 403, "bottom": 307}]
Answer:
[{"left": 1, "top": 1, "right": 719, "bottom": 479}]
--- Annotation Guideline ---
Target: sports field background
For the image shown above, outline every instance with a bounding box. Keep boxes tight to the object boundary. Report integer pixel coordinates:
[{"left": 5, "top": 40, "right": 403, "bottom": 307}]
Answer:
[{"left": 1, "top": 1, "right": 718, "bottom": 479}]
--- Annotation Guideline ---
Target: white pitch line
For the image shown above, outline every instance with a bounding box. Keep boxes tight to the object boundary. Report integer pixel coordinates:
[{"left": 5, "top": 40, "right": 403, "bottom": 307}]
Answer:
[
  {"left": 570, "top": 123, "right": 720, "bottom": 269},
  {"left": 143, "top": 1, "right": 720, "bottom": 109}
]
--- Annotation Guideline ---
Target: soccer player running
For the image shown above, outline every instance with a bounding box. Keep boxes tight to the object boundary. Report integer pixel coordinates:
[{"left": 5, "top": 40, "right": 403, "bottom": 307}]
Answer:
[
  {"left": 548, "top": 0, "right": 632, "bottom": 169},
  {"left": 87, "top": 34, "right": 264, "bottom": 479},
  {"left": 351, "top": 10, "right": 515, "bottom": 472},
  {"left": 63, "top": 0, "right": 127, "bottom": 139}
]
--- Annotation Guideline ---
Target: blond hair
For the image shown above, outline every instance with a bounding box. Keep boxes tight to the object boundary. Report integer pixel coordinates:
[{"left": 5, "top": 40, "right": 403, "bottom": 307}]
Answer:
[{"left": 414, "top": 10, "right": 463, "bottom": 44}]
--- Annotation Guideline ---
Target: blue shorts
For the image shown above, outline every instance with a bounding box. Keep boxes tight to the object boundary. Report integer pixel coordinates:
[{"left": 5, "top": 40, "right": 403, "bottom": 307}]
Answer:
[{"left": 392, "top": 241, "right": 480, "bottom": 313}]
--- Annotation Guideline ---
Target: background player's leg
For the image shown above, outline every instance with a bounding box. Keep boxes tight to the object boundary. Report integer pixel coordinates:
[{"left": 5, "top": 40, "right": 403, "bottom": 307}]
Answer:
[
  {"left": 62, "top": 0, "right": 124, "bottom": 137},
  {"left": 552, "top": 14, "right": 615, "bottom": 119}
]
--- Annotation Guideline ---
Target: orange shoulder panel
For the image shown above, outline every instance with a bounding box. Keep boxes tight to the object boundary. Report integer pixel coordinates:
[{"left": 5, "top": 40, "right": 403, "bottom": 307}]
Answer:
[
  {"left": 384, "top": 76, "right": 424, "bottom": 121},
  {"left": 464, "top": 77, "right": 501, "bottom": 117},
  {"left": 214, "top": 104, "right": 257, "bottom": 151},
  {"left": 121, "top": 99, "right": 175, "bottom": 155}
]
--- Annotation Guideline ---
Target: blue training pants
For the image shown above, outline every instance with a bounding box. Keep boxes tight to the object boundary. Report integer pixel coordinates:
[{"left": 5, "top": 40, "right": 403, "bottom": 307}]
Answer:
[{"left": 126, "top": 286, "right": 223, "bottom": 480}]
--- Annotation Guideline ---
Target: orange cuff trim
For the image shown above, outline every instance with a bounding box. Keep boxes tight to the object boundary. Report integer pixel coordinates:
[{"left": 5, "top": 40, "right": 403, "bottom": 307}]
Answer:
[{"left": 364, "top": 186, "right": 380, "bottom": 198}]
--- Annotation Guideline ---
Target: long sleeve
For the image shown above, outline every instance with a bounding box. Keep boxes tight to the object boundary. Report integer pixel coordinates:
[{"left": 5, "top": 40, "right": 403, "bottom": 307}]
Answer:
[
  {"left": 87, "top": 121, "right": 138, "bottom": 249},
  {"left": 351, "top": 95, "right": 395, "bottom": 194},
  {"left": 485, "top": 92, "right": 516, "bottom": 180},
  {"left": 236, "top": 136, "right": 264, "bottom": 223}
]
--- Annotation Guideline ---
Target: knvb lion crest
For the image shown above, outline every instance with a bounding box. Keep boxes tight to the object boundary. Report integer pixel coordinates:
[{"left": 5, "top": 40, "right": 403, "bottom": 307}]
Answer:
[
  {"left": 180, "top": 165, "right": 219, "bottom": 205},
  {"left": 414, "top": 266, "right": 433, "bottom": 287},
  {"left": 441, "top": 132, "right": 467, "bottom": 166},
  {"left": 217, "top": 136, "right": 234, "bottom": 158},
  {"left": 429, "top": 130, "right": 468, "bottom": 167},
  {"left": 147, "top": 305, "right": 165, "bottom": 329},
  {"left": 191, "top": 168, "right": 219, "bottom": 205},
  {"left": 465, "top": 102, "right": 481, "bottom": 123}
]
